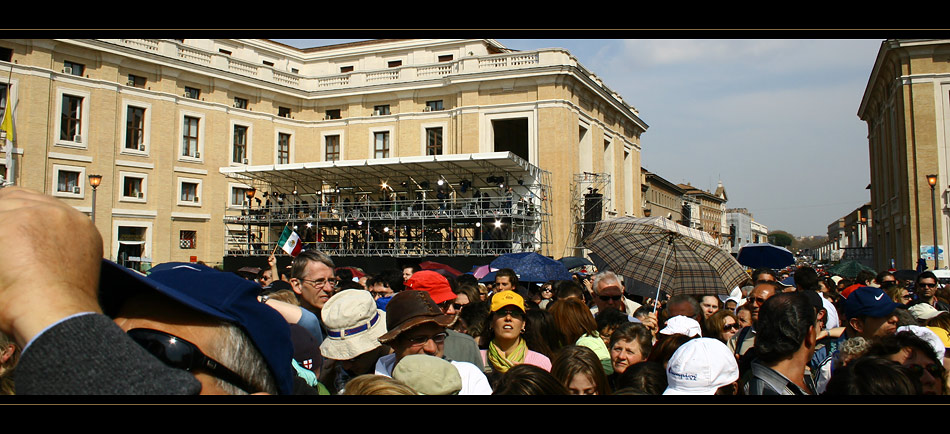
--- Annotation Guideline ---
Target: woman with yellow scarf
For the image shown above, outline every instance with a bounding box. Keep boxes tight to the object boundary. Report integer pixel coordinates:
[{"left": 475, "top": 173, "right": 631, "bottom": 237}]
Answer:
[{"left": 481, "top": 291, "right": 552, "bottom": 381}]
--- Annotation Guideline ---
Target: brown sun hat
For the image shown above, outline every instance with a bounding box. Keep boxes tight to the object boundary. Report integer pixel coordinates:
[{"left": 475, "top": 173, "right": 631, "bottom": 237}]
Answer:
[{"left": 377, "top": 290, "right": 454, "bottom": 344}]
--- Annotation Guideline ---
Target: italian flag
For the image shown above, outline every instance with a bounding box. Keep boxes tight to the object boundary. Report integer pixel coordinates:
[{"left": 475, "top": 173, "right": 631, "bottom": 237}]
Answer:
[{"left": 277, "top": 226, "right": 303, "bottom": 256}]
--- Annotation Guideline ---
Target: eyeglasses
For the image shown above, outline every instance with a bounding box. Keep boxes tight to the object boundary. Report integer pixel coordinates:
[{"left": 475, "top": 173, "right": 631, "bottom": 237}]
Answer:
[
  {"left": 723, "top": 323, "right": 742, "bottom": 332},
  {"left": 918, "top": 283, "right": 938, "bottom": 288},
  {"left": 302, "top": 277, "right": 337, "bottom": 288},
  {"left": 404, "top": 332, "right": 449, "bottom": 347},
  {"left": 127, "top": 328, "right": 257, "bottom": 394},
  {"left": 599, "top": 295, "right": 623, "bottom": 302},
  {"left": 493, "top": 309, "right": 525, "bottom": 319},
  {"left": 907, "top": 363, "right": 944, "bottom": 379},
  {"left": 541, "top": 287, "right": 552, "bottom": 293},
  {"left": 752, "top": 297, "right": 769, "bottom": 305}
]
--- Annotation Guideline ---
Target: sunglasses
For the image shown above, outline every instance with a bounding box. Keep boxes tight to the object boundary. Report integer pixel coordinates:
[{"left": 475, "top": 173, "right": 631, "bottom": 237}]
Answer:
[
  {"left": 127, "top": 328, "right": 257, "bottom": 394},
  {"left": 918, "top": 283, "right": 938, "bottom": 288},
  {"left": 493, "top": 308, "right": 525, "bottom": 319},
  {"left": 438, "top": 300, "right": 463, "bottom": 311},
  {"left": 599, "top": 295, "right": 623, "bottom": 302},
  {"left": 723, "top": 323, "right": 742, "bottom": 332},
  {"left": 907, "top": 363, "right": 944, "bottom": 379}
]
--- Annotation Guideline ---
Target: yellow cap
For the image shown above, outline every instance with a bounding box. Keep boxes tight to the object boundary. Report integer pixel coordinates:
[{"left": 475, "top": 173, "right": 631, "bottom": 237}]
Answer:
[
  {"left": 927, "top": 326, "right": 950, "bottom": 348},
  {"left": 490, "top": 290, "right": 526, "bottom": 313}
]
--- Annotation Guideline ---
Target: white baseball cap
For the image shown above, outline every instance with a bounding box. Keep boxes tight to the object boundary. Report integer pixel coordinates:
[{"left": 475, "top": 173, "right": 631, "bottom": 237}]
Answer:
[
  {"left": 663, "top": 338, "right": 739, "bottom": 395},
  {"left": 659, "top": 315, "right": 702, "bottom": 338}
]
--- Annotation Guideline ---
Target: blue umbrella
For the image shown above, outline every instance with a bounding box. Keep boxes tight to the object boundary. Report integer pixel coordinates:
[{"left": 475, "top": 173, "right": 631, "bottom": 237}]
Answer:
[
  {"left": 490, "top": 252, "right": 573, "bottom": 283},
  {"left": 736, "top": 243, "right": 794, "bottom": 269}
]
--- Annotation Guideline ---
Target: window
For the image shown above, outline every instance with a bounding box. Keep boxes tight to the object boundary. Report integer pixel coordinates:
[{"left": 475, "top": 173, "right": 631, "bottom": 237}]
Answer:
[
  {"left": 120, "top": 173, "right": 146, "bottom": 201},
  {"left": 234, "top": 97, "right": 248, "bottom": 109},
  {"left": 277, "top": 133, "right": 291, "bottom": 164},
  {"left": 127, "top": 74, "right": 146, "bottom": 88},
  {"left": 60, "top": 94, "right": 83, "bottom": 142},
  {"left": 231, "top": 185, "right": 251, "bottom": 207},
  {"left": 180, "top": 231, "right": 197, "bottom": 249},
  {"left": 374, "top": 131, "right": 390, "bottom": 159},
  {"left": 325, "top": 109, "right": 341, "bottom": 120},
  {"left": 0, "top": 83, "right": 8, "bottom": 122},
  {"left": 125, "top": 106, "right": 146, "bottom": 151},
  {"left": 184, "top": 86, "right": 200, "bottom": 99},
  {"left": 52, "top": 164, "right": 85, "bottom": 198},
  {"left": 278, "top": 106, "right": 291, "bottom": 118},
  {"left": 64, "top": 60, "right": 84, "bottom": 76},
  {"left": 57, "top": 169, "right": 81, "bottom": 194},
  {"left": 340, "top": 66, "right": 354, "bottom": 73},
  {"left": 178, "top": 179, "right": 201, "bottom": 206},
  {"left": 0, "top": 47, "right": 11, "bottom": 62},
  {"left": 438, "top": 54, "right": 453, "bottom": 62},
  {"left": 262, "top": 60, "right": 274, "bottom": 67},
  {"left": 219, "top": 49, "right": 232, "bottom": 55},
  {"left": 182, "top": 116, "right": 200, "bottom": 158},
  {"left": 233, "top": 125, "right": 248, "bottom": 164},
  {"left": 426, "top": 127, "right": 443, "bottom": 155},
  {"left": 388, "top": 60, "right": 402, "bottom": 68},
  {"left": 374, "top": 105, "right": 390, "bottom": 116},
  {"left": 325, "top": 135, "right": 340, "bottom": 161},
  {"left": 426, "top": 100, "right": 443, "bottom": 111},
  {"left": 291, "top": 68, "right": 299, "bottom": 74}
]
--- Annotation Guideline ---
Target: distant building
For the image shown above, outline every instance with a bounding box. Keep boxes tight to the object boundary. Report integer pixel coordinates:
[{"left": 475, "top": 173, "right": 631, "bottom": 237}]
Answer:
[
  {"left": 725, "top": 208, "right": 768, "bottom": 254},
  {"left": 641, "top": 169, "right": 685, "bottom": 222},
  {"left": 678, "top": 183, "right": 727, "bottom": 245}
]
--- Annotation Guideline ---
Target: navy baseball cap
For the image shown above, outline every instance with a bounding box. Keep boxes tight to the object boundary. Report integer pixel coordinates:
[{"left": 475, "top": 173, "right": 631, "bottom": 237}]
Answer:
[
  {"left": 843, "top": 286, "right": 904, "bottom": 319},
  {"left": 98, "top": 260, "right": 294, "bottom": 395}
]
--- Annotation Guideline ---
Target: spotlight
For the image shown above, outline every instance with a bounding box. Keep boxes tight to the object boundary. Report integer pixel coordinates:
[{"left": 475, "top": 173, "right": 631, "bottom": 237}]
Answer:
[
  {"left": 306, "top": 222, "right": 313, "bottom": 228},
  {"left": 437, "top": 179, "right": 444, "bottom": 186},
  {"left": 358, "top": 220, "right": 363, "bottom": 226},
  {"left": 494, "top": 220, "right": 502, "bottom": 228},
  {"left": 383, "top": 226, "right": 390, "bottom": 233},
  {"left": 475, "top": 222, "right": 481, "bottom": 227},
  {"left": 381, "top": 181, "right": 389, "bottom": 190}
]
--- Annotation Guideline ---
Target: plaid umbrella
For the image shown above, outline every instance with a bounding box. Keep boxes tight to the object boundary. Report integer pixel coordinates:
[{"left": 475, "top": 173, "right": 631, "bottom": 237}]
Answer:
[{"left": 583, "top": 216, "right": 750, "bottom": 304}]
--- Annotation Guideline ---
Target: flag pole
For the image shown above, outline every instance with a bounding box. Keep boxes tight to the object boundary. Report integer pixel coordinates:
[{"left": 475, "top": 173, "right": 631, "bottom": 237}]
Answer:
[{"left": 272, "top": 222, "right": 290, "bottom": 255}]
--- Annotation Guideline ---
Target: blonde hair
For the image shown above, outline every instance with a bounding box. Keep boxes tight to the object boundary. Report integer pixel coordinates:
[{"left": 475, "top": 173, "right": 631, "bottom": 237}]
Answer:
[
  {"left": 268, "top": 289, "right": 300, "bottom": 305},
  {"left": 342, "top": 375, "right": 417, "bottom": 395}
]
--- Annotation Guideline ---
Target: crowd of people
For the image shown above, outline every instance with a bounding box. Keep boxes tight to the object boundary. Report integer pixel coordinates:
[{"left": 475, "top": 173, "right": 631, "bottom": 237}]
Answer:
[{"left": 1, "top": 186, "right": 949, "bottom": 397}]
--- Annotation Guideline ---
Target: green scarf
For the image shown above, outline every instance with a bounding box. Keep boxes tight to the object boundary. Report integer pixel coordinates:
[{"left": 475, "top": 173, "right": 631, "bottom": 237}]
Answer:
[{"left": 487, "top": 338, "right": 527, "bottom": 373}]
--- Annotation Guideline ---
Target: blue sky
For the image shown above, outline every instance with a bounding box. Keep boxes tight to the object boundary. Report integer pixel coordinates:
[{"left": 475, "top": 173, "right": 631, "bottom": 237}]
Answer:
[{"left": 273, "top": 38, "right": 883, "bottom": 237}]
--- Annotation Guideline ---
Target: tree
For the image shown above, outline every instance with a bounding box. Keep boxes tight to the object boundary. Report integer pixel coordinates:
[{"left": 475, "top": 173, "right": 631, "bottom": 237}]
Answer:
[{"left": 769, "top": 231, "right": 794, "bottom": 248}]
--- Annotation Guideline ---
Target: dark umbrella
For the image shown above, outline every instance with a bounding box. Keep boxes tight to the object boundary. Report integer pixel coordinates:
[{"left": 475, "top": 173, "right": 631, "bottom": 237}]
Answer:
[
  {"left": 826, "top": 260, "right": 876, "bottom": 279},
  {"left": 489, "top": 252, "right": 572, "bottom": 283},
  {"left": 736, "top": 243, "right": 795, "bottom": 269},
  {"left": 894, "top": 269, "right": 919, "bottom": 282},
  {"left": 558, "top": 256, "right": 594, "bottom": 270}
]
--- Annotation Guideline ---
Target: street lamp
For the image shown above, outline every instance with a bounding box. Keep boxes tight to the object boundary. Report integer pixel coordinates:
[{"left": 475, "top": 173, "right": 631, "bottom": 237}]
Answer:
[
  {"left": 245, "top": 187, "right": 256, "bottom": 256},
  {"left": 928, "top": 174, "right": 939, "bottom": 269},
  {"left": 88, "top": 174, "right": 102, "bottom": 224}
]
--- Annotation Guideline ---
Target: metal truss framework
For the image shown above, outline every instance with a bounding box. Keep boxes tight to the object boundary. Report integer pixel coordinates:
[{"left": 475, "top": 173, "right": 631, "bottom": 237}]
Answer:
[{"left": 221, "top": 152, "right": 552, "bottom": 258}]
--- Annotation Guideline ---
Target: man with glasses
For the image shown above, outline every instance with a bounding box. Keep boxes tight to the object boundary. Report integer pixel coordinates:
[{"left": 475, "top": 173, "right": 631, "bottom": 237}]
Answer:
[
  {"left": 913, "top": 271, "right": 950, "bottom": 312},
  {"left": 728, "top": 281, "right": 780, "bottom": 357},
  {"left": 290, "top": 250, "right": 338, "bottom": 340},
  {"left": 374, "top": 290, "right": 491, "bottom": 394},
  {"left": 590, "top": 271, "right": 641, "bottom": 316},
  {"left": 404, "top": 270, "right": 484, "bottom": 372}
]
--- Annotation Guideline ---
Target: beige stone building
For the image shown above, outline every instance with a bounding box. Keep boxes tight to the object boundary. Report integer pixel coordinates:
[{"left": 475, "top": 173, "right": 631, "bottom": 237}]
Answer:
[
  {"left": 858, "top": 39, "right": 950, "bottom": 271},
  {"left": 0, "top": 39, "right": 646, "bottom": 269}
]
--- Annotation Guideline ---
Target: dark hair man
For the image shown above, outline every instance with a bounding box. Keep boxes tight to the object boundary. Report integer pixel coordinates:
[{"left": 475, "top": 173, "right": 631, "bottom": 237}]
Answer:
[
  {"left": 751, "top": 268, "right": 778, "bottom": 284},
  {"left": 494, "top": 268, "right": 519, "bottom": 293},
  {"left": 913, "top": 271, "right": 950, "bottom": 312},
  {"left": 745, "top": 292, "right": 818, "bottom": 395},
  {"left": 795, "top": 266, "right": 839, "bottom": 330}
]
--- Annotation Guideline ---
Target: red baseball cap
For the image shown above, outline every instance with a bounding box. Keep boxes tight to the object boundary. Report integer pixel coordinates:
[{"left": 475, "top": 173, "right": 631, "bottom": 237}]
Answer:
[{"left": 405, "top": 270, "right": 456, "bottom": 304}]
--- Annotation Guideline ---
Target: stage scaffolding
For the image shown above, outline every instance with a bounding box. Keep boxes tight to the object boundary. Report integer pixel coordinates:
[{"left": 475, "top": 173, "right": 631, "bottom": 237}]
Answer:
[{"left": 220, "top": 152, "right": 552, "bottom": 258}]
